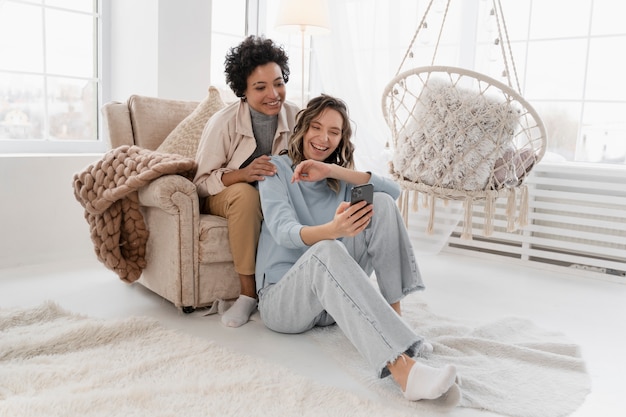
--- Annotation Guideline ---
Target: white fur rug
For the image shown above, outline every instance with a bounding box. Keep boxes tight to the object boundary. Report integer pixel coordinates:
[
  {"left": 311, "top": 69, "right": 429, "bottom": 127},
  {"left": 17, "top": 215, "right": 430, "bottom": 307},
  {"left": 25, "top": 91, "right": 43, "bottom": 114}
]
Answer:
[
  {"left": 0, "top": 300, "right": 590, "bottom": 417},
  {"left": 309, "top": 294, "right": 591, "bottom": 417},
  {"left": 0, "top": 301, "right": 421, "bottom": 417}
]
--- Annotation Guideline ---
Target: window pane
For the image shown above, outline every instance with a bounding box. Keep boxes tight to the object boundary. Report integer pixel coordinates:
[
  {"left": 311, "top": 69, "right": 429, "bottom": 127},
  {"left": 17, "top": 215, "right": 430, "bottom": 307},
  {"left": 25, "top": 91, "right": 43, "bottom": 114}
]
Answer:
[
  {"left": 0, "top": 0, "right": 100, "bottom": 151},
  {"left": 529, "top": 0, "right": 592, "bottom": 39},
  {"left": 580, "top": 103, "right": 626, "bottom": 163},
  {"left": 212, "top": 0, "right": 246, "bottom": 35},
  {"left": 0, "top": 2, "right": 44, "bottom": 72},
  {"left": 474, "top": 42, "right": 527, "bottom": 87},
  {"left": 210, "top": 0, "right": 246, "bottom": 99},
  {"left": 524, "top": 39, "right": 587, "bottom": 100},
  {"left": 0, "top": 73, "right": 45, "bottom": 140},
  {"left": 491, "top": 1, "right": 531, "bottom": 42},
  {"left": 46, "top": 0, "right": 95, "bottom": 13},
  {"left": 591, "top": 0, "right": 626, "bottom": 36},
  {"left": 533, "top": 102, "right": 581, "bottom": 161},
  {"left": 47, "top": 77, "right": 97, "bottom": 141},
  {"left": 210, "top": 33, "right": 244, "bottom": 96},
  {"left": 419, "top": 1, "right": 462, "bottom": 46},
  {"left": 46, "top": 8, "right": 95, "bottom": 77},
  {"left": 586, "top": 37, "right": 626, "bottom": 101}
]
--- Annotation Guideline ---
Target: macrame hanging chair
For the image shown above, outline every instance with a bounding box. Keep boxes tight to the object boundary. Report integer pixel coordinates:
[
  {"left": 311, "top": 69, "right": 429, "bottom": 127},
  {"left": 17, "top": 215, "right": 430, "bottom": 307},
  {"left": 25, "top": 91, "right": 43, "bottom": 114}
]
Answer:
[{"left": 382, "top": 0, "right": 547, "bottom": 239}]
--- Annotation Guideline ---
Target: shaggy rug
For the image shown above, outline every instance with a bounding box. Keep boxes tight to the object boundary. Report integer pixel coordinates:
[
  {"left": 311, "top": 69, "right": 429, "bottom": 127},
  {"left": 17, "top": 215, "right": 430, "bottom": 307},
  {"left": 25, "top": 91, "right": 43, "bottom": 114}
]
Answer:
[
  {"left": 0, "top": 301, "right": 427, "bottom": 417},
  {"left": 0, "top": 301, "right": 590, "bottom": 417},
  {"left": 309, "top": 295, "right": 591, "bottom": 417}
]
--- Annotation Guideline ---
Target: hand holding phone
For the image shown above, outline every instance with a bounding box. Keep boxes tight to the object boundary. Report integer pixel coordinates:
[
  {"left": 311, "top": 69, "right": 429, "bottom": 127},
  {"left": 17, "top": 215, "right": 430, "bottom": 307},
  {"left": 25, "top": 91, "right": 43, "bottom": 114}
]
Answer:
[{"left": 350, "top": 184, "right": 373, "bottom": 228}]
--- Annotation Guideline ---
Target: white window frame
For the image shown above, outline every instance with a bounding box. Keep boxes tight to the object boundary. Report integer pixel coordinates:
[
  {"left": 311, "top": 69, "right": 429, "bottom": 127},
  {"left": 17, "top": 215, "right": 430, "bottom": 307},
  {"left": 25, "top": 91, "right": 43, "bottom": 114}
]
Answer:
[{"left": 0, "top": 0, "right": 108, "bottom": 155}]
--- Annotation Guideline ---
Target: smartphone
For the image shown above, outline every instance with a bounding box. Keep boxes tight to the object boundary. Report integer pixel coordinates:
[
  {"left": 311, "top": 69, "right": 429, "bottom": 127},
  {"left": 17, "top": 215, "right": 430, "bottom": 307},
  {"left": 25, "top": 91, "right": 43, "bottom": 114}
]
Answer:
[{"left": 350, "top": 183, "right": 374, "bottom": 228}]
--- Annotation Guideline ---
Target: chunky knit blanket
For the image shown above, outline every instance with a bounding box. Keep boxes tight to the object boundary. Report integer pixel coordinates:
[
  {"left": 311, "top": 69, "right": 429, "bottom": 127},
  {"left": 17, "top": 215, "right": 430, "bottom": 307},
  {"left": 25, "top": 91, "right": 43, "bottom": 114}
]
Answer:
[{"left": 73, "top": 145, "right": 197, "bottom": 282}]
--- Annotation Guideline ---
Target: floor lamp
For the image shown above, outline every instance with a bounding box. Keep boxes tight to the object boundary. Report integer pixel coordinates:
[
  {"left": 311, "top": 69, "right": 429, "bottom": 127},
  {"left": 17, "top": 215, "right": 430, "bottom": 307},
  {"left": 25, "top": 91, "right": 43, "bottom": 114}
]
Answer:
[{"left": 275, "top": 0, "right": 331, "bottom": 108}]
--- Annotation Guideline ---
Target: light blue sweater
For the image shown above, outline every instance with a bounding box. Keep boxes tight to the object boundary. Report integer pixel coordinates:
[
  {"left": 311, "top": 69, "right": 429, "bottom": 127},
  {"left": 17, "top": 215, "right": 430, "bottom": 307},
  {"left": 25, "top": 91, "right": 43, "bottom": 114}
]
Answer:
[{"left": 255, "top": 154, "right": 401, "bottom": 291}]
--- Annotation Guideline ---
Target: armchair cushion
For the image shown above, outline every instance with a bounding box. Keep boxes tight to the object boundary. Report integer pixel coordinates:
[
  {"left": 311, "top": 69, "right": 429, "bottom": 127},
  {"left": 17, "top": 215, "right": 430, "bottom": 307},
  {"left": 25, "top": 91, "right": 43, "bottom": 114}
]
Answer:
[
  {"left": 128, "top": 96, "right": 198, "bottom": 150},
  {"left": 156, "top": 86, "right": 226, "bottom": 158}
]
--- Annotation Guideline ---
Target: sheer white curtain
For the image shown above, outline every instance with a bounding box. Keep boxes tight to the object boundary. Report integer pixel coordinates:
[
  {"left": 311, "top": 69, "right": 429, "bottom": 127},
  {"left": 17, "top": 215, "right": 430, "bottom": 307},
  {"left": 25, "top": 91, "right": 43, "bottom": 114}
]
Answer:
[{"left": 310, "top": 0, "right": 423, "bottom": 175}]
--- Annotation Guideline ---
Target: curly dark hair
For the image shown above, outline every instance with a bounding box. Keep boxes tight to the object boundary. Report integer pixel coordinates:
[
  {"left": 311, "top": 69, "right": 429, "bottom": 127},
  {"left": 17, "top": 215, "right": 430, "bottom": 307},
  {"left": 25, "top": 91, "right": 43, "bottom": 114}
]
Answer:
[{"left": 224, "top": 35, "right": 290, "bottom": 98}]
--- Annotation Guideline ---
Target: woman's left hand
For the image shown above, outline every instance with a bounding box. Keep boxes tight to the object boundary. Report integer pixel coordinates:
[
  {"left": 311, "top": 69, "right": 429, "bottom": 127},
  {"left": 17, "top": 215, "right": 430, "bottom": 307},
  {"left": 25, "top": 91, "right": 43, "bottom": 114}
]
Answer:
[{"left": 292, "top": 160, "right": 332, "bottom": 183}]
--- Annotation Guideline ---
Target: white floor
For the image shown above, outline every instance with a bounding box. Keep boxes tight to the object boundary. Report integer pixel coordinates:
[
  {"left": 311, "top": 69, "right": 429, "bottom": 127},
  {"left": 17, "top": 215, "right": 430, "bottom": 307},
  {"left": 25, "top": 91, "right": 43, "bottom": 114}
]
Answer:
[{"left": 1, "top": 251, "right": 624, "bottom": 417}]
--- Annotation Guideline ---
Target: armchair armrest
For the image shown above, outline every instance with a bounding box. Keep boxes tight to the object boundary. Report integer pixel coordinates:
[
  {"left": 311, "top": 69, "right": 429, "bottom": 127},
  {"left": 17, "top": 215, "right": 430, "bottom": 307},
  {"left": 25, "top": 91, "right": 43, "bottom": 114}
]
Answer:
[
  {"left": 136, "top": 174, "right": 200, "bottom": 308},
  {"left": 137, "top": 175, "right": 199, "bottom": 214}
]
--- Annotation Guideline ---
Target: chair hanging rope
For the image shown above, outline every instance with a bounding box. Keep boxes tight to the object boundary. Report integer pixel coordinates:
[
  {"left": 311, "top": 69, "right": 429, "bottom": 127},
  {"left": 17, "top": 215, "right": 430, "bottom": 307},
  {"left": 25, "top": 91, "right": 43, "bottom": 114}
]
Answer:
[{"left": 382, "top": 0, "right": 547, "bottom": 239}]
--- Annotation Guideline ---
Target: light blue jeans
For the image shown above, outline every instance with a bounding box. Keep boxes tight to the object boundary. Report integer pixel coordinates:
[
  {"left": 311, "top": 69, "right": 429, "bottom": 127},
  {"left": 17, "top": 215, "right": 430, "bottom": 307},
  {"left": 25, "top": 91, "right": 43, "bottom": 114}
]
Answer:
[{"left": 258, "top": 192, "right": 425, "bottom": 378}]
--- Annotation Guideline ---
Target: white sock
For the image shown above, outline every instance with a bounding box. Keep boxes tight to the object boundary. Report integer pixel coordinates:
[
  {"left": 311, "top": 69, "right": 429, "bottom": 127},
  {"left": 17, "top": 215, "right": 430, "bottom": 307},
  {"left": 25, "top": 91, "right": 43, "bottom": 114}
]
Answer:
[
  {"left": 403, "top": 362, "right": 457, "bottom": 401},
  {"left": 221, "top": 295, "right": 257, "bottom": 328}
]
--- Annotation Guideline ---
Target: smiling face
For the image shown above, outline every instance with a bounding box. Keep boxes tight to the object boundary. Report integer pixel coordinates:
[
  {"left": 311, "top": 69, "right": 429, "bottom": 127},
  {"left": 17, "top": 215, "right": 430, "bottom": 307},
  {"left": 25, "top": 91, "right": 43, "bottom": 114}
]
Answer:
[
  {"left": 303, "top": 108, "right": 344, "bottom": 161},
  {"left": 244, "top": 62, "right": 286, "bottom": 116}
]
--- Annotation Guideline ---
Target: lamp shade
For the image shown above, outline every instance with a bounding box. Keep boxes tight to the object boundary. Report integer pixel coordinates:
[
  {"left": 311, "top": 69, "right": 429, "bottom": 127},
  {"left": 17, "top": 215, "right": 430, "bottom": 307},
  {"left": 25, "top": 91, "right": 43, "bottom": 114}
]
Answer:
[{"left": 275, "top": 0, "right": 331, "bottom": 34}]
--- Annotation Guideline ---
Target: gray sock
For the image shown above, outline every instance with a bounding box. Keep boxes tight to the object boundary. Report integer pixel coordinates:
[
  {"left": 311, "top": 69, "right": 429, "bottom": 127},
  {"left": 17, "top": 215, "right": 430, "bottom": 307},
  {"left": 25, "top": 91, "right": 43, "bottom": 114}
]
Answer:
[{"left": 221, "top": 295, "right": 257, "bottom": 328}]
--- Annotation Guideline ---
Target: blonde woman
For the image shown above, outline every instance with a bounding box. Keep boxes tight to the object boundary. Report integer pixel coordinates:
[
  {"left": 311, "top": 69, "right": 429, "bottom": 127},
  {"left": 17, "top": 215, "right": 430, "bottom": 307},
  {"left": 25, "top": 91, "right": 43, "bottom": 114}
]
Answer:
[{"left": 255, "top": 95, "right": 459, "bottom": 402}]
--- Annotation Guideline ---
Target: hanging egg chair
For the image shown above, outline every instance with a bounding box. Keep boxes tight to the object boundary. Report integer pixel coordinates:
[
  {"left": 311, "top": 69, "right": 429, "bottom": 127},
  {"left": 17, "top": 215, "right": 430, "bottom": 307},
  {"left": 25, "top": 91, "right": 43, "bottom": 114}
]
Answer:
[{"left": 382, "top": 0, "right": 547, "bottom": 239}]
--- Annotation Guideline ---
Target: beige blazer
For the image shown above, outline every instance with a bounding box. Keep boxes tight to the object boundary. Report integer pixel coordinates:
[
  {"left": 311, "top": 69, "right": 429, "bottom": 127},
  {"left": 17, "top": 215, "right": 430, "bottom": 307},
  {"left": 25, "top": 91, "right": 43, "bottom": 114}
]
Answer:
[{"left": 194, "top": 99, "right": 299, "bottom": 196}]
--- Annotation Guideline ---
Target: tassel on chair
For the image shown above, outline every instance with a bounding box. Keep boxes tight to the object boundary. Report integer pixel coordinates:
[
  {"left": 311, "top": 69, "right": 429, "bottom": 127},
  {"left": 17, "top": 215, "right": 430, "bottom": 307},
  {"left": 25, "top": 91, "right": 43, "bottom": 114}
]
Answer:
[
  {"left": 484, "top": 192, "right": 495, "bottom": 237},
  {"left": 461, "top": 197, "right": 473, "bottom": 239},
  {"left": 412, "top": 190, "right": 419, "bottom": 212},
  {"left": 506, "top": 188, "right": 517, "bottom": 232},
  {"left": 426, "top": 194, "right": 436, "bottom": 234},
  {"left": 518, "top": 185, "right": 529, "bottom": 228},
  {"left": 399, "top": 190, "right": 409, "bottom": 225}
]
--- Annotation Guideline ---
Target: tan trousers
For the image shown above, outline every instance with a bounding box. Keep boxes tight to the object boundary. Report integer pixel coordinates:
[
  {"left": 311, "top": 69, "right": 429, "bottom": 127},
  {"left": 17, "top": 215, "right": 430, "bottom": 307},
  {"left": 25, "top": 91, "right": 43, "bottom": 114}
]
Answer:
[{"left": 205, "top": 183, "right": 262, "bottom": 276}]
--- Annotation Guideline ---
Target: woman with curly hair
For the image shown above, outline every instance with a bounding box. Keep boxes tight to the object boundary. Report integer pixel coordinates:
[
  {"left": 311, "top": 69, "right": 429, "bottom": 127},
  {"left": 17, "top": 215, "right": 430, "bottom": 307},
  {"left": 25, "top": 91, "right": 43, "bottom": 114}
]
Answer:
[
  {"left": 194, "top": 35, "right": 299, "bottom": 327},
  {"left": 255, "top": 95, "right": 460, "bottom": 403}
]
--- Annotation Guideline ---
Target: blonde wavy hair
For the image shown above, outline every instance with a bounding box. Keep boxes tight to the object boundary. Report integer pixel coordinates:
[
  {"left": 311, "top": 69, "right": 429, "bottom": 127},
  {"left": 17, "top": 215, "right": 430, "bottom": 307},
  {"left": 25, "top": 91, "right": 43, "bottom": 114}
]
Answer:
[{"left": 281, "top": 94, "right": 354, "bottom": 193}]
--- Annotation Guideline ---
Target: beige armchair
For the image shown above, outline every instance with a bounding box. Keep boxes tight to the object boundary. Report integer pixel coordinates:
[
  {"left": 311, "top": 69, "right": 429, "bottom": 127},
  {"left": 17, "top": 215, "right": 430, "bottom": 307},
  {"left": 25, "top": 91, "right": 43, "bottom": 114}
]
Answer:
[{"left": 101, "top": 92, "right": 239, "bottom": 313}]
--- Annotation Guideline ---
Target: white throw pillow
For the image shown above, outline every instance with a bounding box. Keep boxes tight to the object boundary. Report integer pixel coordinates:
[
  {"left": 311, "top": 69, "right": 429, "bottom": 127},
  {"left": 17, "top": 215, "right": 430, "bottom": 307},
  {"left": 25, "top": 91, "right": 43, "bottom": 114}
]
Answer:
[
  {"left": 157, "top": 86, "right": 225, "bottom": 159},
  {"left": 393, "top": 79, "right": 519, "bottom": 191}
]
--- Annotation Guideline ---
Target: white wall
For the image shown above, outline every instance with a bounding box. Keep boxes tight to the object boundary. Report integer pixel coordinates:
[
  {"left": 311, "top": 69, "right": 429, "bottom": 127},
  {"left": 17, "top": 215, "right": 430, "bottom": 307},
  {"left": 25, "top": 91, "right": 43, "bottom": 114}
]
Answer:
[
  {"left": 157, "top": 0, "right": 213, "bottom": 101},
  {"left": 0, "top": 1, "right": 213, "bottom": 270},
  {"left": 107, "top": 0, "right": 159, "bottom": 101},
  {"left": 108, "top": 0, "right": 212, "bottom": 102},
  {"left": 0, "top": 154, "right": 101, "bottom": 268}
]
